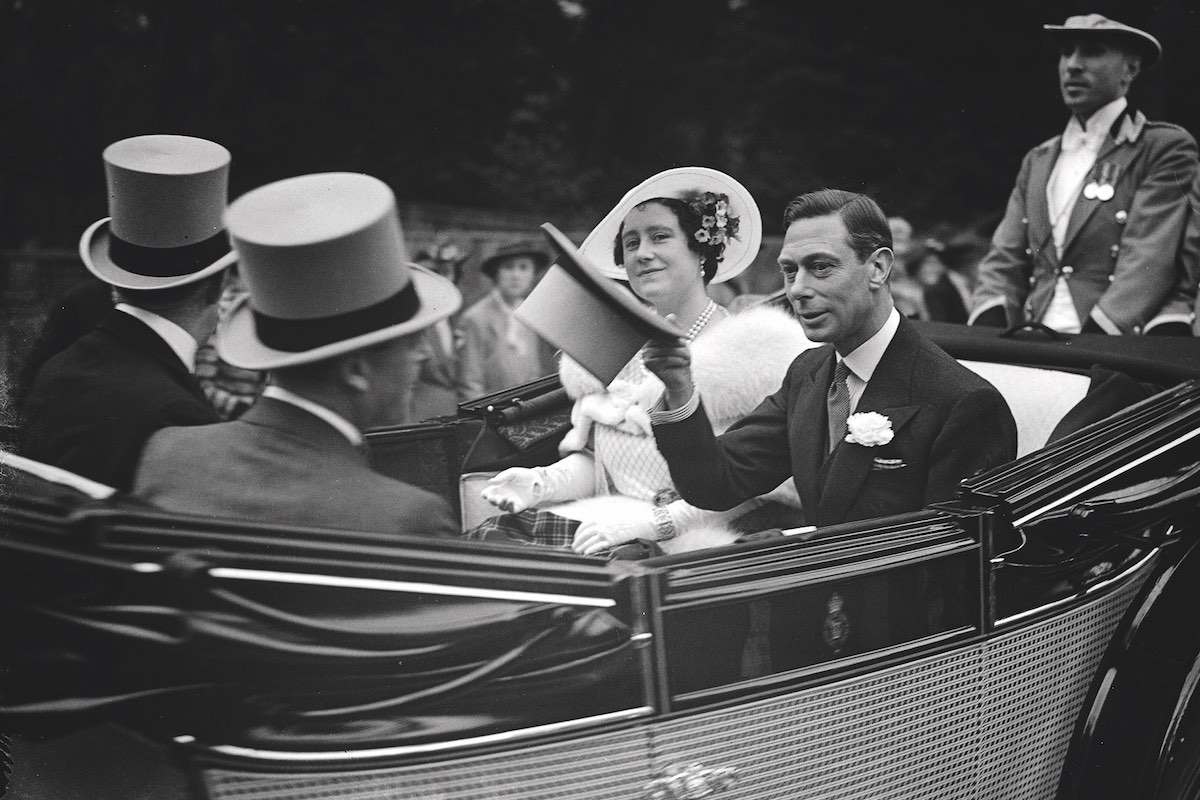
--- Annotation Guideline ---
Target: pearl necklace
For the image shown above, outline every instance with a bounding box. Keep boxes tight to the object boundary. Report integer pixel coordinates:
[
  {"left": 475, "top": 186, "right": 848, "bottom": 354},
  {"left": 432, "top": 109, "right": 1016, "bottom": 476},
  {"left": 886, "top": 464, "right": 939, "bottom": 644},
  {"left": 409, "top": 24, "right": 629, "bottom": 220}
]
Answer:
[{"left": 684, "top": 300, "right": 717, "bottom": 343}]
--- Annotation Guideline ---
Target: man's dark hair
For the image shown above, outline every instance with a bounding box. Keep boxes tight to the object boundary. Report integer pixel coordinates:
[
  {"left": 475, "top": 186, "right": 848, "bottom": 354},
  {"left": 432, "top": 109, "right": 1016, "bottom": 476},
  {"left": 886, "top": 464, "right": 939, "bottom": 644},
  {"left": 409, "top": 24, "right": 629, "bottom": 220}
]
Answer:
[
  {"left": 782, "top": 189, "right": 892, "bottom": 262},
  {"left": 113, "top": 271, "right": 225, "bottom": 312}
]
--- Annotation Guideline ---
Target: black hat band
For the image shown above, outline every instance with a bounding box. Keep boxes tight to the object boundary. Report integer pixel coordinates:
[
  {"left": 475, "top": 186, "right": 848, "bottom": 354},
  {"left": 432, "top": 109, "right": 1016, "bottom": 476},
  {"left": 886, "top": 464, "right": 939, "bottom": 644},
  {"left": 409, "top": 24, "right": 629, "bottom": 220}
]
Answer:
[
  {"left": 252, "top": 281, "right": 422, "bottom": 352},
  {"left": 108, "top": 229, "right": 231, "bottom": 278}
]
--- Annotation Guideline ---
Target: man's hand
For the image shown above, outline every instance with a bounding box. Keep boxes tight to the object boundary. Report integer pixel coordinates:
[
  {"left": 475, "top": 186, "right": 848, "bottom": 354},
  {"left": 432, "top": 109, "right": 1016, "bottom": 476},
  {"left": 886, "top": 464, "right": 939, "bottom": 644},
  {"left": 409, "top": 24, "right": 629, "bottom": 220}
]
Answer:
[{"left": 641, "top": 334, "right": 694, "bottom": 410}]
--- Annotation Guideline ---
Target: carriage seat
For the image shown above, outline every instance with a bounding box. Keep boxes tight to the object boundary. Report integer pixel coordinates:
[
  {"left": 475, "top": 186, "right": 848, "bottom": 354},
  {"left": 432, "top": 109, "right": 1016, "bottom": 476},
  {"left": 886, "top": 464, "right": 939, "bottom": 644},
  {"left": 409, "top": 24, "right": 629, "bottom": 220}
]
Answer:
[{"left": 959, "top": 360, "right": 1090, "bottom": 458}]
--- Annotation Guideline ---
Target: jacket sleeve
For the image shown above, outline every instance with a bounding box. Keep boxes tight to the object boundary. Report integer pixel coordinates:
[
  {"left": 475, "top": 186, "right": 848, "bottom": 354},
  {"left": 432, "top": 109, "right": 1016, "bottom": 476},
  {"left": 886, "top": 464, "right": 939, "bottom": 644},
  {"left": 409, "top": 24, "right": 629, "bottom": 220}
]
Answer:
[
  {"left": 970, "top": 151, "right": 1036, "bottom": 326},
  {"left": 653, "top": 371, "right": 796, "bottom": 512},
  {"left": 1095, "top": 131, "right": 1200, "bottom": 334},
  {"left": 925, "top": 385, "right": 1017, "bottom": 506}
]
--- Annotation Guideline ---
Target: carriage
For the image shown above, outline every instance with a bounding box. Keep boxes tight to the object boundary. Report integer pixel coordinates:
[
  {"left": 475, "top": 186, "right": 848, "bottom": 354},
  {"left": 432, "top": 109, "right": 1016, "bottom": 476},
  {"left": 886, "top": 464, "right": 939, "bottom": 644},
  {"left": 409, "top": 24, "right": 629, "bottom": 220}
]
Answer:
[{"left": 3, "top": 321, "right": 1200, "bottom": 800}]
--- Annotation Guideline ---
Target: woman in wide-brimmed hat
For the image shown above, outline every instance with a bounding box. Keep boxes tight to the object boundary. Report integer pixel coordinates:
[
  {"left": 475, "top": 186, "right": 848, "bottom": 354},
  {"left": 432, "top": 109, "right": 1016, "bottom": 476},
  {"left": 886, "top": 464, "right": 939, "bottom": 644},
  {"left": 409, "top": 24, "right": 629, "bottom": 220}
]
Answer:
[{"left": 478, "top": 167, "right": 816, "bottom": 555}]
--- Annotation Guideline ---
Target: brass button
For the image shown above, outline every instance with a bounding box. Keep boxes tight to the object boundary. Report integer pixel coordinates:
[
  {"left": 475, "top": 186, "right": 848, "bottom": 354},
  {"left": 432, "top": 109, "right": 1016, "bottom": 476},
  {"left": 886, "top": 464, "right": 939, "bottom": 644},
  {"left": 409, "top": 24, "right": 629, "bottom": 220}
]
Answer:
[
  {"left": 1110, "top": 244, "right": 1119, "bottom": 257},
  {"left": 1061, "top": 265, "right": 1074, "bottom": 277},
  {"left": 1133, "top": 325, "right": 1142, "bottom": 335},
  {"left": 1021, "top": 217, "right": 1029, "bottom": 225},
  {"left": 1115, "top": 210, "right": 1128, "bottom": 223},
  {"left": 1024, "top": 247, "right": 1032, "bottom": 256},
  {"left": 1028, "top": 275, "right": 1037, "bottom": 287},
  {"left": 1108, "top": 274, "right": 1116, "bottom": 283}
]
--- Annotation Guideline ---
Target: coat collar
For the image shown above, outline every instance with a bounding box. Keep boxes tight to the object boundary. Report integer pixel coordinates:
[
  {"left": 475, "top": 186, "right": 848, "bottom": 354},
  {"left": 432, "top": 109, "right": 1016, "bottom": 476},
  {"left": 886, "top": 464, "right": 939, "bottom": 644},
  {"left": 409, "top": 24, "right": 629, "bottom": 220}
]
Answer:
[
  {"left": 239, "top": 396, "right": 370, "bottom": 464},
  {"left": 97, "top": 309, "right": 201, "bottom": 387}
]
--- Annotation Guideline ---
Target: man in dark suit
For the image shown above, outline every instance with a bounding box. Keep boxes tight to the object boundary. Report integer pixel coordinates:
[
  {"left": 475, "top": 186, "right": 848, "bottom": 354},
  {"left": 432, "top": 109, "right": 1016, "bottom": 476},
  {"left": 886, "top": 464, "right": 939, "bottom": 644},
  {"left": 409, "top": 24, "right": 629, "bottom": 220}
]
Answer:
[
  {"left": 134, "top": 172, "right": 462, "bottom": 537},
  {"left": 969, "top": 14, "right": 1198, "bottom": 336},
  {"left": 643, "top": 189, "right": 1016, "bottom": 529},
  {"left": 20, "top": 135, "right": 232, "bottom": 490}
]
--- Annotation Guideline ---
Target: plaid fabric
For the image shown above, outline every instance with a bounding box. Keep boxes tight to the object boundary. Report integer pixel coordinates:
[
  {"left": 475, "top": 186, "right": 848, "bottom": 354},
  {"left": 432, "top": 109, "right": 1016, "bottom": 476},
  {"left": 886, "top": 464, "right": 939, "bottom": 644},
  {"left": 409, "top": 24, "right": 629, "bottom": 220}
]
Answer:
[
  {"left": 463, "top": 509, "right": 580, "bottom": 548},
  {"left": 462, "top": 509, "right": 664, "bottom": 560}
]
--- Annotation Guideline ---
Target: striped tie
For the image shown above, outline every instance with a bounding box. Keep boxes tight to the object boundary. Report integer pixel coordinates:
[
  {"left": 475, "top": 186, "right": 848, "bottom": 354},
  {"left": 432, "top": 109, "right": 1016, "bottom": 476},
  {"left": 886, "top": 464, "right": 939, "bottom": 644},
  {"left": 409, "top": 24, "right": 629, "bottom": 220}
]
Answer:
[{"left": 827, "top": 359, "right": 851, "bottom": 452}]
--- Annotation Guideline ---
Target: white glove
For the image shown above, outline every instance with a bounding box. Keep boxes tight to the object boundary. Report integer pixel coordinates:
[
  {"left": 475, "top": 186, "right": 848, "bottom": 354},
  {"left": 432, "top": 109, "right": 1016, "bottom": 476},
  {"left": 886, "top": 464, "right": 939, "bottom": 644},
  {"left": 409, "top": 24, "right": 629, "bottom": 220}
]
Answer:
[
  {"left": 481, "top": 453, "right": 596, "bottom": 513},
  {"left": 572, "top": 507, "right": 659, "bottom": 556},
  {"left": 481, "top": 467, "right": 545, "bottom": 513}
]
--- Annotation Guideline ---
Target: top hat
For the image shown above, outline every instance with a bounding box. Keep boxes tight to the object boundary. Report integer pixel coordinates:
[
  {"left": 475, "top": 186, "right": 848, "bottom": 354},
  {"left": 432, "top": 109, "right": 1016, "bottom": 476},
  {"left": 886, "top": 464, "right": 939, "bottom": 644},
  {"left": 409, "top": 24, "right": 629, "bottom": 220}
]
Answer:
[
  {"left": 1043, "top": 14, "right": 1161, "bottom": 68},
  {"left": 516, "top": 223, "right": 682, "bottom": 385},
  {"left": 580, "top": 167, "right": 762, "bottom": 285},
  {"left": 480, "top": 240, "right": 551, "bottom": 280},
  {"left": 80, "top": 134, "right": 237, "bottom": 290},
  {"left": 218, "top": 172, "right": 462, "bottom": 371}
]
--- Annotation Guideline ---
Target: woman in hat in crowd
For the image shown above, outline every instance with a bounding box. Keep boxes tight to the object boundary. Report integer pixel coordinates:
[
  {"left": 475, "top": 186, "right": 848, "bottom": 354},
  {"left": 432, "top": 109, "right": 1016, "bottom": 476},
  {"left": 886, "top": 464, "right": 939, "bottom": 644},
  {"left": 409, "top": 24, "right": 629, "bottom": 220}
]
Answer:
[
  {"left": 455, "top": 240, "right": 558, "bottom": 402},
  {"left": 479, "top": 167, "right": 814, "bottom": 555}
]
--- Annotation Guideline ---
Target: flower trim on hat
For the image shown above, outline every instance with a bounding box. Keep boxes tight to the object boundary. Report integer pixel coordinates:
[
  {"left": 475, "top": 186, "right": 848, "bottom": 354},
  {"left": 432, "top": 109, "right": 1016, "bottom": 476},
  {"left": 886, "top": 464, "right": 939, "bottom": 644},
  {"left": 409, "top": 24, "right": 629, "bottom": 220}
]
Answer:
[{"left": 686, "top": 191, "right": 740, "bottom": 271}]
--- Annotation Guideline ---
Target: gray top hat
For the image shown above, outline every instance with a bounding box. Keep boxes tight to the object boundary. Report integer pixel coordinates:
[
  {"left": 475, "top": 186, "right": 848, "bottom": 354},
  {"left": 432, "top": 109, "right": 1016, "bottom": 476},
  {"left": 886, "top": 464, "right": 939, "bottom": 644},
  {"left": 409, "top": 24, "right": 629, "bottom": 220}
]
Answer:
[
  {"left": 219, "top": 172, "right": 462, "bottom": 370},
  {"left": 1043, "top": 14, "right": 1162, "bottom": 68},
  {"left": 80, "top": 134, "right": 237, "bottom": 290}
]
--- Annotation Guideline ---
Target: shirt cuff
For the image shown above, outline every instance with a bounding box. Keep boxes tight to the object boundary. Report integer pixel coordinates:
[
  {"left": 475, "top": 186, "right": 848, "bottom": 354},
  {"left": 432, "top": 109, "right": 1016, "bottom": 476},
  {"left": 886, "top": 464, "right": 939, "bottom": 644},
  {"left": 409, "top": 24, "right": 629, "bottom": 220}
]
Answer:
[{"left": 649, "top": 389, "right": 700, "bottom": 426}]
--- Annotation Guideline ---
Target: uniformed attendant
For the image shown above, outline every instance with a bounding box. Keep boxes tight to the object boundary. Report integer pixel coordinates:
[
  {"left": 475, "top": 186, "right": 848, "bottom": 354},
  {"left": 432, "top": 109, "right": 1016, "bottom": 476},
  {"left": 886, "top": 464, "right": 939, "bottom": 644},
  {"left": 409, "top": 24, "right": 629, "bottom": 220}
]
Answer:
[{"left": 969, "top": 13, "right": 1198, "bottom": 335}]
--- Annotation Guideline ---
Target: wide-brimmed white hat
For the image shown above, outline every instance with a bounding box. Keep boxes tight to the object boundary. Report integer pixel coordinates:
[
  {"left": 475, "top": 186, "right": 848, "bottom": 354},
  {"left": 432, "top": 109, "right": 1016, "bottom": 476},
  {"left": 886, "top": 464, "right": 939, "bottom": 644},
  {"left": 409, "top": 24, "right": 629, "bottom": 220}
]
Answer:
[
  {"left": 1044, "top": 14, "right": 1161, "bottom": 68},
  {"left": 579, "top": 167, "right": 762, "bottom": 285},
  {"left": 80, "top": 134, "right": 237, "bottom": 290},
  {"left": 218, "top": 172, "right": 462, "bottom": 370}
]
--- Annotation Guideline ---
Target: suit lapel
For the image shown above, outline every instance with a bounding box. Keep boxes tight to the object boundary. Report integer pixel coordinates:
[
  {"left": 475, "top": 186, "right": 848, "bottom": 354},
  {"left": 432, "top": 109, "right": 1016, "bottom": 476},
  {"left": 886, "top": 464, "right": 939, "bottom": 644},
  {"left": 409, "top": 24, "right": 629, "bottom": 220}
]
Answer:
[
  {"left": 815, "top": 322, "right": 919, "bottom": 526},
  {"left": 1027, "top": 141, "right": 1060, "bottom": 271},
  {"left": 1061, "top": 109, "right": 1142, "bottom": 256},
  {"left": 793, "top": 349, "right": 835, "bottom": 515}
]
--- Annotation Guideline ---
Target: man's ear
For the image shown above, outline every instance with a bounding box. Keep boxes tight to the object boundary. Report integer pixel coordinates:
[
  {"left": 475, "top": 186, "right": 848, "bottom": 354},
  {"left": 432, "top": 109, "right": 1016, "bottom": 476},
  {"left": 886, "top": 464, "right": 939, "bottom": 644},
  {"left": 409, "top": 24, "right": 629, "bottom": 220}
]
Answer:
[
  {"left": 868, "top": 247, "right": 895, "bottom": 289},
  {"left": 1123, "top": 52, "right": 1141, "bottom": 87},
  {"left": 339, "top": 352, "right": 372, "bottom": 394}
]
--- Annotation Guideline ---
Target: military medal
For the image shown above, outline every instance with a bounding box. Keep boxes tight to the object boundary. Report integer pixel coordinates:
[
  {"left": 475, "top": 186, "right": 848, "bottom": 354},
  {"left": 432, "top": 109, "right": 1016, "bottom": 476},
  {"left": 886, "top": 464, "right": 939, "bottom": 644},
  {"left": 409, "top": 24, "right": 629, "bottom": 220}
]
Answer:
[{"left": 1095, "top": 162, "right": 1116, "bottom": 202}]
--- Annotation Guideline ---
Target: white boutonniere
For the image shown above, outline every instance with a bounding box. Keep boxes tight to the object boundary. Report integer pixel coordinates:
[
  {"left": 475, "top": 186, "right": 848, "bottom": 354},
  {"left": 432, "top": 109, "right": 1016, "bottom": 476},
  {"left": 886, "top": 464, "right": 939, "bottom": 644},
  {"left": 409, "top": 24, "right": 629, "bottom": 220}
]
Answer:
[{"left": 845, "top": 412, "right": 893, "bottom": 447}]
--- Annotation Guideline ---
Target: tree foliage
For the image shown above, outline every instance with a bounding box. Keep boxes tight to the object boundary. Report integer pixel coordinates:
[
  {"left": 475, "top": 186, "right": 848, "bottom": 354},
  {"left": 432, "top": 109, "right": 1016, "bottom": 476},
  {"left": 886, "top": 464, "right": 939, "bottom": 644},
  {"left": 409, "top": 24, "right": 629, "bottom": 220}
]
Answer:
[{"left": 2, "top": 0, "right": 1196, "bottom": 248}]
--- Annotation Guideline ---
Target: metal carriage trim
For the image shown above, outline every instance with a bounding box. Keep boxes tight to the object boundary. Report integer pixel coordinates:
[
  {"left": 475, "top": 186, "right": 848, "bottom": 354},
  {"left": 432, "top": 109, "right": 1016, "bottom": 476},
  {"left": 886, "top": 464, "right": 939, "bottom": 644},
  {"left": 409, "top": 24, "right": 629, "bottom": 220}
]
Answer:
[
  {"left": 179, "top": 705, "right": 655, "bottom": 763},
  {"left": 663, "top": 537, "right": 978, "bottom": 608},
  {"left": 204, "top": 566, "right": 617, "bottom": 607},
  {"left": 1013, "top": 426, "right": 1200, "bottom": 526},
  {"left": 670, "top": 625, "right": 980, "bottom": 706},
  {"left": 994, "top": 548, "right": 1158, "bottom": 628}
]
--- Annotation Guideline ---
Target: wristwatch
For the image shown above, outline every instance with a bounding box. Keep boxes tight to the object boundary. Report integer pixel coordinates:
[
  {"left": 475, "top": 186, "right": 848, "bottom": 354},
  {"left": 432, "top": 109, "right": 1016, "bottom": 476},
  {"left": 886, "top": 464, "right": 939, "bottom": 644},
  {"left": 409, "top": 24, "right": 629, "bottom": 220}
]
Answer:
[{"left": 651, "top": 505, "right": 676, "bottom": 541}]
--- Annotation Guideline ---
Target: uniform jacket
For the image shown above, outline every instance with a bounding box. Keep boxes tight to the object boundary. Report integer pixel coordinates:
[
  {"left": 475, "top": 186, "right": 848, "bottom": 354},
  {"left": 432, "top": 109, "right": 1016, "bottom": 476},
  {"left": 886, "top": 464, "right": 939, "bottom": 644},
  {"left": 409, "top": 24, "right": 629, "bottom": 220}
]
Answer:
[
  {"left": 455, "top": 291, "right": 557, "bottom": 401},
  {"left": 19, "top": 309, "right": 219, "bottom": 490},
  {"left": 653, "top": 317, "right": 1017, "bottom": 528},
  {"left": 134, "top": 397, "right": 457, "bottom": 537},
  {"left": 970, "top": 108, "right": 1198, "bottom": 335}
]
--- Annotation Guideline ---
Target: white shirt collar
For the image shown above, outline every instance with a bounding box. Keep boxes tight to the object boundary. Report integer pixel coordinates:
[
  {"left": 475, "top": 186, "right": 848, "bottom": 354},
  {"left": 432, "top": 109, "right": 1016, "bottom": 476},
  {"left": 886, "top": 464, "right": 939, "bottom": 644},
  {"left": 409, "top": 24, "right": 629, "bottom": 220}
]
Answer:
[
  {"left": 841, "top": 307, "right": 900, "bottom": 384},
  {"left": 115, "top": 303, "right": 199, "bottom": 372},
  {"left": 1065, "top": 96, "right": 1127, "bottom": 143},
  {"left": 261, "top": 385, "right": 365, "bottom": 447}
]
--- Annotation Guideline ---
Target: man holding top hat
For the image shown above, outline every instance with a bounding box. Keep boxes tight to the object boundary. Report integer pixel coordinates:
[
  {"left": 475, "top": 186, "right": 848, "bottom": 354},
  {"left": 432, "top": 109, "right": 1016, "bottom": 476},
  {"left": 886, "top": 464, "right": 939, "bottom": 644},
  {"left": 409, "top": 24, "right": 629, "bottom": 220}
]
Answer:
[
  {"left": 969, "top": 13, "right": 1198, "bottom": 335},
  {"left": 643, "top": 189, "right": 1016, "bottom": 530},
  {"left": 20, "top": 134, "right": 231, "bottom": 490},
  {"left": 133, "top": 172, "right": 461, "bottom": 537}
]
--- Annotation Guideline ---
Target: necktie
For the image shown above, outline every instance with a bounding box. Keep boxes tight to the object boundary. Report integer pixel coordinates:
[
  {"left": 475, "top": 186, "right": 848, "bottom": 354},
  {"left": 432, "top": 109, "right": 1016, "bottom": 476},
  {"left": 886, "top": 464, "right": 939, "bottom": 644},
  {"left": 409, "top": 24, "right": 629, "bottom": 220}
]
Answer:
[{"left": 827, "top": 360, "right": 851, "bottom": 452}]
